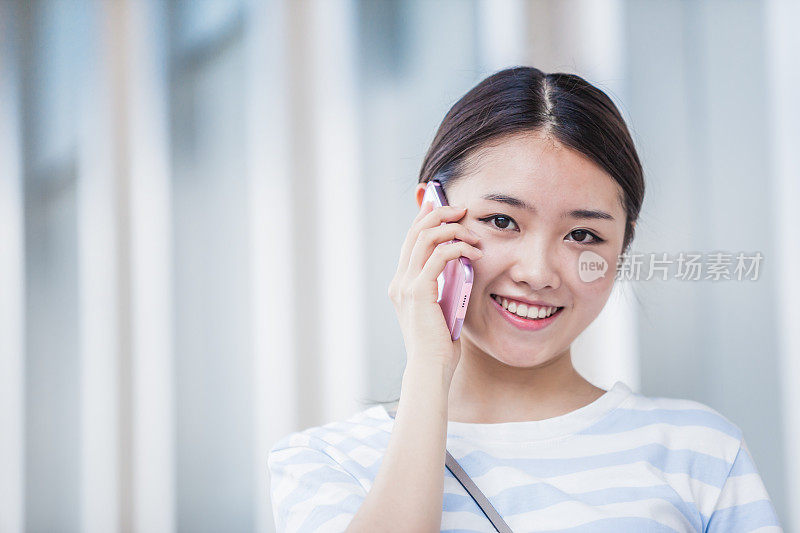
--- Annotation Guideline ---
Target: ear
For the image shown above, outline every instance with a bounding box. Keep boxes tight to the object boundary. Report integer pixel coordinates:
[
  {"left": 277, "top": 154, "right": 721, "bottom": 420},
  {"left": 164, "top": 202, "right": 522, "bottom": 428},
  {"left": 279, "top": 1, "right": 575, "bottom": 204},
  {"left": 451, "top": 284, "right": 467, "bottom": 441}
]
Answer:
[{"left": 415, "top": 182, "right": 428, "bottom": 208}]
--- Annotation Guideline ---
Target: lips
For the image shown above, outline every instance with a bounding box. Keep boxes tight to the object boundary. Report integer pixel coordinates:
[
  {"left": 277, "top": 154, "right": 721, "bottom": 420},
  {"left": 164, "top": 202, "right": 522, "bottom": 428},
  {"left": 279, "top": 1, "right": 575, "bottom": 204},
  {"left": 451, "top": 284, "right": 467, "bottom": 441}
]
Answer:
[
  {"left": 490, "top": 294, "right": 561, "bottom": 309},
  {"left": 490, "top": 295, "right": 564, "bottom": 331}
]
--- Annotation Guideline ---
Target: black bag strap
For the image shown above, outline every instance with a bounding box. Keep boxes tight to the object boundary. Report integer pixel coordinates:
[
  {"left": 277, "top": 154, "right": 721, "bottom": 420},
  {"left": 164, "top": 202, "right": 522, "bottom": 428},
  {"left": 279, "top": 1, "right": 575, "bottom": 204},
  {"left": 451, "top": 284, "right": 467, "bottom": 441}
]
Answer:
[
  {"left": 387, "top": 407, "right": 513, "bottom": 533},
  {"left": 445, "top": 449, "right": 514, "bottom": 532}
]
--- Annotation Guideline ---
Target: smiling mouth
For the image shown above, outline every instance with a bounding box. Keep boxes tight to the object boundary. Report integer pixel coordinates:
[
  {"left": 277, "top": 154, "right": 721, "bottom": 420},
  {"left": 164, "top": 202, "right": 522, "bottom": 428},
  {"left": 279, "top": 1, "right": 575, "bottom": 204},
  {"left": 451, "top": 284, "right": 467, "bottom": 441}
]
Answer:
[{"left": 490, "top": 294, "right": 564, "bottom": 321}]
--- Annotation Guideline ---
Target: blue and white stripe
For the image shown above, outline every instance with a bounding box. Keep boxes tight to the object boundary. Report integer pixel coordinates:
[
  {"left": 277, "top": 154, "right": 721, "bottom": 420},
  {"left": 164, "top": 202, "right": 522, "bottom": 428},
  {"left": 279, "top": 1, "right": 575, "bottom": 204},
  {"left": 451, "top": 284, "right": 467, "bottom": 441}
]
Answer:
[{"left": 268, "top": 381, "right": 782, "bottom": 532}]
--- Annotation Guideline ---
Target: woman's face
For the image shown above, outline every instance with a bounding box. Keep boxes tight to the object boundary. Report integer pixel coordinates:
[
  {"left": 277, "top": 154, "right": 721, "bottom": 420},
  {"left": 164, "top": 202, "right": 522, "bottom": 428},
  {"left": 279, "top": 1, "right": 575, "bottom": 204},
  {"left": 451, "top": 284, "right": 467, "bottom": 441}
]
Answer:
[{"left": 421, "top": 132, "right": 628, "bottom": 368}]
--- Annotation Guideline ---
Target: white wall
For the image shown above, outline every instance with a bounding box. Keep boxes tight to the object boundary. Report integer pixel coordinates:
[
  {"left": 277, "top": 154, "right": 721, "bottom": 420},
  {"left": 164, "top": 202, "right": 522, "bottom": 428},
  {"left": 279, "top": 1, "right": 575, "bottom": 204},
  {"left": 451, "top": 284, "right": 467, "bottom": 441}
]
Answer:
[
  {"left": 766, "top": 0, "right": 800, "bottom": 529},
  {"left": 626, "top": 0, "right": 790, "bottom": 528},
  {"left": 0, "top": 0, "right": 25, "bottom": 530}
]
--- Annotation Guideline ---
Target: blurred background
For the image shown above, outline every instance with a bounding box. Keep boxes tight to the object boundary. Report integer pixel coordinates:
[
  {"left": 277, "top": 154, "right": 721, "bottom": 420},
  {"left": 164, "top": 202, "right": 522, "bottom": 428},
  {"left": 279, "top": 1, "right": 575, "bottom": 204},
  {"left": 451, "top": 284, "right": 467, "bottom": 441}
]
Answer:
[{"left": 1, "top": 0, "right": 797, "bottom": 531}]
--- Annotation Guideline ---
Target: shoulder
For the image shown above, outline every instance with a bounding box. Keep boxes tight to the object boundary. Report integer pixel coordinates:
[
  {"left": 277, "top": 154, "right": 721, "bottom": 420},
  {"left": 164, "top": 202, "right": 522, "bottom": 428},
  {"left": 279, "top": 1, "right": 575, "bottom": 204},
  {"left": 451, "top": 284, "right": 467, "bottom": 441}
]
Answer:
[
  {"left": 610, "top": 390, "right": 753, "bottom": 521},
  {"left": 269, "top": 404, "right": 393, "bottom": 456},
  {"left": 585, "top": 390, "right": 744, "bottom": 480},
  {"left": 268, "top": 404, "right": 394, "bottom": 486},
  {"left": 609, "top": 389, "right": 744, "bottom": 460},
  {"left": 588, "top": 386, "right": 744, "bottom": 449},
  {"left": 267, "top": 405, "right": 393, "bottom": 532},
  {"left": 629, "top": 390, "right": 742, "bottom": 437},
  {"left": 630, "top": 395, "right": 786, "bottom": 530}
]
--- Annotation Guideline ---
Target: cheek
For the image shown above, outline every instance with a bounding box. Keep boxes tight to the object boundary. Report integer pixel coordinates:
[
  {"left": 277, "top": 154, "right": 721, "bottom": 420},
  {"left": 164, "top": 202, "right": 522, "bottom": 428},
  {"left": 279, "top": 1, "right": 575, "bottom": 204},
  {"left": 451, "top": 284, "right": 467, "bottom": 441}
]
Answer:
[{"left": 466, "top": 252, "right": 501, "bottom": 290}]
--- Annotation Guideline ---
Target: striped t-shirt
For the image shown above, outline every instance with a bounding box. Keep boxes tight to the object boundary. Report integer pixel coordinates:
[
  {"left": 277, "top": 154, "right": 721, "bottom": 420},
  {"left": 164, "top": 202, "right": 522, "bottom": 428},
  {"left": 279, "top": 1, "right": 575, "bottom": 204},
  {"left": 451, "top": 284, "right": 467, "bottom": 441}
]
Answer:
[{"left": 268, "top": 380, "right": 782, "bottom": 532}]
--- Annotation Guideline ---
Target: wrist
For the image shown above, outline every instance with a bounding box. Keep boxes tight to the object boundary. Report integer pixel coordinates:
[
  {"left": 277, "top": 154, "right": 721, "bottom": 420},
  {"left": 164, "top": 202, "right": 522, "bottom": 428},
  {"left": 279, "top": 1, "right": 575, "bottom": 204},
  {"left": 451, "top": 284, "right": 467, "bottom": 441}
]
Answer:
[
  {"left": 395, "top": 362, "right": 451, "bottom": 427},
  {"left": 403, "top": 357, "right": 454, "bottom": 384},
  {"left": 400, "top": 360, "right": 454, "bottom": 407}
]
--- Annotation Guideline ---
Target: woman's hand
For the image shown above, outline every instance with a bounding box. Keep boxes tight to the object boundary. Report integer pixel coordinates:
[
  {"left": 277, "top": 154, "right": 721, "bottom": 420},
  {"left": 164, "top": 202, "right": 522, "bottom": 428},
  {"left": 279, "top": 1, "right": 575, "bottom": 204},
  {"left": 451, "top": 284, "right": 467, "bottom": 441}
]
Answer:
[
  {"left": 387, "top": 200, "right": 483, "bottom": 379},
  {"left": 344, "top": 200, "right": 483, "bottom": 533}
]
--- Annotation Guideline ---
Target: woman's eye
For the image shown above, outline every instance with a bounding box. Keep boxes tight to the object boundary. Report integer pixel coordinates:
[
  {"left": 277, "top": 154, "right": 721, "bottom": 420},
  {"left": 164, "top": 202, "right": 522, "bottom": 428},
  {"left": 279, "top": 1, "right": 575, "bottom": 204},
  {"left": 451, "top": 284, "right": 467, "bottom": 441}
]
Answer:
[
  {"left": 479, "top": 215, "right": 519, "bottom": 231},
  {"left": 566, "top": 229, "right": 604, "bottom": 245},
  {"left": 478, "top": 216, "right": 604, "bottom": 245}
]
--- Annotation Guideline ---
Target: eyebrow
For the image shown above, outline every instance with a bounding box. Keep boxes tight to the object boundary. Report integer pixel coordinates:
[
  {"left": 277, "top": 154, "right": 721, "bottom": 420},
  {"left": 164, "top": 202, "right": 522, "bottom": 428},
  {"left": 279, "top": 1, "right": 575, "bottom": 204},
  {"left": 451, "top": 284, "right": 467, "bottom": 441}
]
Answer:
[{"left": 481, "top": 193, "right": 616, "bottom": 222}]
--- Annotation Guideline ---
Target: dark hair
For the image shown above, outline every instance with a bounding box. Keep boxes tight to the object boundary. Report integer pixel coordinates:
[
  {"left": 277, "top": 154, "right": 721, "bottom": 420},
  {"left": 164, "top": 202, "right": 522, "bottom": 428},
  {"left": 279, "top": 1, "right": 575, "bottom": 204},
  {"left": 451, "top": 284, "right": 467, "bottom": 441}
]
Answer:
[{"left": 419, "top": 66, "right": 644, "bottom": 255}]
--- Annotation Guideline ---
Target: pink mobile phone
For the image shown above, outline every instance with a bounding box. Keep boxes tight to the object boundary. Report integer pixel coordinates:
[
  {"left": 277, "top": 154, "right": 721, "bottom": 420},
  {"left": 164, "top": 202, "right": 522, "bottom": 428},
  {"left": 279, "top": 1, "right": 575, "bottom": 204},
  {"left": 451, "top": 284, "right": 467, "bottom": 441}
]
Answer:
[{"left": 422, "top": 180, "right": 474, "bottom": 341}]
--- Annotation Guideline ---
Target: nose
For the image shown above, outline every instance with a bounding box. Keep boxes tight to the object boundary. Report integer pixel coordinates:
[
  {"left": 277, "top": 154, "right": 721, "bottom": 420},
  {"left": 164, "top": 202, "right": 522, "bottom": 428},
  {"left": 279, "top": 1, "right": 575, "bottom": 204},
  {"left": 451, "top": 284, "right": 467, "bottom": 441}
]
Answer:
[{"left": 507, "top": 237, "right": 562, "bottom": 291}]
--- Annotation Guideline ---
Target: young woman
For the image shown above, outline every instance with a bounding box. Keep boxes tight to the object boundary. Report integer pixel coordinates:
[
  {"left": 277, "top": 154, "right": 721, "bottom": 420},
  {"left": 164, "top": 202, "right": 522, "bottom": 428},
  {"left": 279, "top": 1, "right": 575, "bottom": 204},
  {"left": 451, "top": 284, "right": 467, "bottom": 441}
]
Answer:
[{"left": 268, "top": 67, "right": 781, "bottom": 532}]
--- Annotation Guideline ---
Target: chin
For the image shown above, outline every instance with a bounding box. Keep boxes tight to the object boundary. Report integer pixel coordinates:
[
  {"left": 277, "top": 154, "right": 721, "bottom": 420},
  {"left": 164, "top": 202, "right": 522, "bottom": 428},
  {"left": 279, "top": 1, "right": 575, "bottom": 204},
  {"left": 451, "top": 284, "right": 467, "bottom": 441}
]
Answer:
[
  {"left": 491, "top": 349, "right": 557, "bottom": 369},
  {"left": 461, "top": 308, "right": 570, "bottom": 365},
  {"left": 465, "top": 332, "right": 557, "bottom": 368}
]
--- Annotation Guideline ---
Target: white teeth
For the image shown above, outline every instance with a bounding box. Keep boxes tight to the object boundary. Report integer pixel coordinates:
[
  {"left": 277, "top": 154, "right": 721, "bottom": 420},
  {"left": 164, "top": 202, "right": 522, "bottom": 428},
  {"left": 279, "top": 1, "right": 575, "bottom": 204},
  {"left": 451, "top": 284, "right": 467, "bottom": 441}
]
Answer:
[{"left": 493, "top": 295, "right": 560, "bottom": 320}]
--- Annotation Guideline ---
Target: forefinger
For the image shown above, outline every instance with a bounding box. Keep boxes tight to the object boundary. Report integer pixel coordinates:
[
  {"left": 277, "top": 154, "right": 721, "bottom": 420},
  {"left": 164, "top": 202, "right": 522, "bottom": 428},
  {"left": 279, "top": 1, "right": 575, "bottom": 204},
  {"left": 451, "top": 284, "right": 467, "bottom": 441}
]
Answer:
[{"left": 396, "top": 202, "right": 468, "bottom": 278}]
